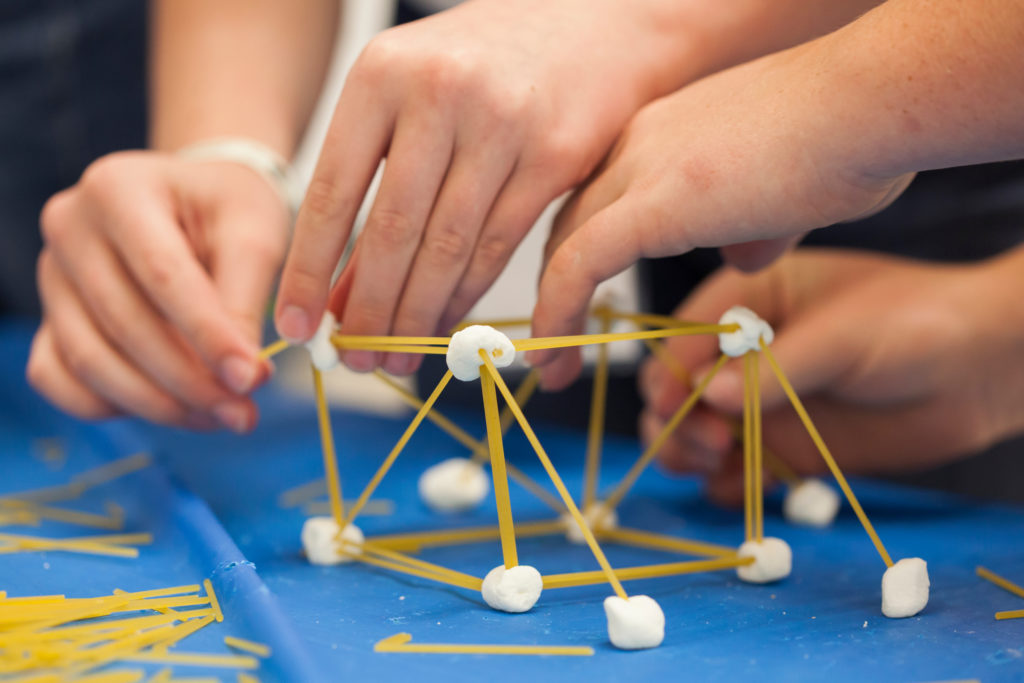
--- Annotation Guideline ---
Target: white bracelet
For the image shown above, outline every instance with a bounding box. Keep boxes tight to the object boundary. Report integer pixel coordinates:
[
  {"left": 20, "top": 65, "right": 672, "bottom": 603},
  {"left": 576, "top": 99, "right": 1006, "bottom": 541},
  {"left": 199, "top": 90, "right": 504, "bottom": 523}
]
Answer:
[{"left": 177, "top": 137, "right": 303, "bottom": 221}]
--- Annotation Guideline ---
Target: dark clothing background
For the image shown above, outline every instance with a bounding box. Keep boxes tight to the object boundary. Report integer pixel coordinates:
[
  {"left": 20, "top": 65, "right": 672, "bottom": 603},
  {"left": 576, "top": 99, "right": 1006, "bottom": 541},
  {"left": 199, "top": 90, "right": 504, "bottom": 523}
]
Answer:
[{"left": 0, "top": 0, "right": 147, "bottom": 316}]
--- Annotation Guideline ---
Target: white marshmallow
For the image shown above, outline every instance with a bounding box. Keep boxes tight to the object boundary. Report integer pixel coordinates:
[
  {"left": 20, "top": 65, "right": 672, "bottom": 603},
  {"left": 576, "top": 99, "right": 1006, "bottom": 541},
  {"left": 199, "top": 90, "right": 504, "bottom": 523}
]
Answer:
[
  {"left": 562, "top": 503, "right": 618, "bottom": 544},
  {"left": 417, "top": 458, "right": 490, "bottom": 512},
  {"left": 783, "top": 479, "right": 841, "bottom": 528},
  {"left": 481, "top": 564, "right": 543, "bottom": 613},
  {"left": 737, "top": 537, "right": 792, "bottom": 583},
  {"left": 603, "top": 595, "right": 665, "bottom": 650},
  {"left": 718, "top": 306, "right": 774, "bottom": 357},
  {"left": 881, "top": 557, "right": 929, "bottom": 618},
  {"left": 305, "top": 312, "right": 340, "bottom": 371},
  {"left": 446, "top": 325, "right": 515, "bottom": 382},
  {"left": 301, "top": 516, "right": 363, "bottom": 566}
]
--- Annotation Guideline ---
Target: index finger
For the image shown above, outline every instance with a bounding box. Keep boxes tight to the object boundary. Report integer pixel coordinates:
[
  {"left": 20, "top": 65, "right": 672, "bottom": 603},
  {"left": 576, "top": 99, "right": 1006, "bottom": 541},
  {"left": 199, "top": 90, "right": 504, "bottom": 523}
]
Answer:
[{"left": 275, "top": 82, "right": 394, "bottom": 343}]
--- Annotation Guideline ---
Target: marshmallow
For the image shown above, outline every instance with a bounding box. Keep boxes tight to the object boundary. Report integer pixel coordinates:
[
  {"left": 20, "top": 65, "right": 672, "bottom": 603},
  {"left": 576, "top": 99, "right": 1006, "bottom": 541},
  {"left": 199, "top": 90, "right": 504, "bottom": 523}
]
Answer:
[
  {"left": 418, "top": 458, "right": 490, "bottom": 512},
  {"left": 446, "top": 325, "right": 515, "bottom": 382},
  {"left": 718, "top": 306, "right": 774, "bottom": 357},
  {"left": 737, "top": 537, "right": 792, "bottom": 583},
  {"left": 305, "top": 312, "right": 340, "bottom": 371},
  {"left": 562, "top": 503, "right": 618, "bottom": 544},
  {"left": 604, "top": 595, "right": 665, "bottom": 650},
  {"left": 481, "top": 564, "right": 543, "bottom": 613},
  {"left": 783, "top": 479, "right": 841, "bottom": 528},
  {"left": 301, "top": 516, "right": 363, "bottom": 566},
  {"left": 881, "top": 557, "right": 929, "bottom": 618}
]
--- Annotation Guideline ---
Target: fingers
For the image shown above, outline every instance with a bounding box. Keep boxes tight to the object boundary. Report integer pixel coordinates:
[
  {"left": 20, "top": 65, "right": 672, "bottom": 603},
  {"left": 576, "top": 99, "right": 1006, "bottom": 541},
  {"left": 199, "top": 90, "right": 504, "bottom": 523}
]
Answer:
[
  {"left": 79, "top": 185, "right": 264, "bottom": 397},
  {"left": 334, "top": 110, "right": 456, "bottom": 372},
  {"left": 434, "top": 170, "right": 550, "bottom": 337},
  {"left": 275, "top": 78, "right": 394, "bottom": 343},
  {"left": 384, "top": 139, "right": 518, "bottom": 375},
  {"left": 27, "top": 323, "right": 120, "bottom": 421},
  {"left": 530, "top": 199, "right": 647, "bottom": 390},
  {"left": 719, "top": 235, "right": 801, "bottom": 272},
  {"left": 36, "top": 251, "right": 206, "bottom": 427}
]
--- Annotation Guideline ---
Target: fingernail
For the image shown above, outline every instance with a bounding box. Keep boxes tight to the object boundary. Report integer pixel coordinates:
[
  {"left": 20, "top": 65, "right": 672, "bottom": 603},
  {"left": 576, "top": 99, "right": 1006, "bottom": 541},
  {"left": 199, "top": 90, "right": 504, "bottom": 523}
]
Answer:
[
  {"left": 277, "top": 305, "right": 311, "bottom": 343},
  {"left": 221, "top": 355, "right": 259, "bottom": 395},
  {"left": 342, "top": 350, "right": 375, "bottom": 373},
  {"left": 213, "top": 401, "right": 251, "bottom": 434}
]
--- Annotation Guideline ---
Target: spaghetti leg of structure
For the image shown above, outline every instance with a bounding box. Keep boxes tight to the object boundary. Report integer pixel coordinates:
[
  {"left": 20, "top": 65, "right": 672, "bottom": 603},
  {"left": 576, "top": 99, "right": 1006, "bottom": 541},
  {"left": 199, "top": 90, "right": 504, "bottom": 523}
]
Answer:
[
  {"left": 312, "top": 366, "right": 345, "bottom": 526},
  {"left": 601, "top": 354, "right": 731, "bottom": 517},
  {"left": 479, "top": 353, "right": 519, "bottom": 569},
  {"left": 340, "top": 371, "right": 454, "bottom": 530},
  {"left": 481, "top": 356, "right": 628, "bottom": 600},
  {"left": 761, "top": 343, "right": 893, "bottom": 568},
  {"left": 752, "top": 350, "right": 764, "bottom": 543},
  {"left": 743, "top": 352, "right": 754, "bottom": 542},
  {"left": 583, "top": 309, "right": 611, "bottom": 510}
]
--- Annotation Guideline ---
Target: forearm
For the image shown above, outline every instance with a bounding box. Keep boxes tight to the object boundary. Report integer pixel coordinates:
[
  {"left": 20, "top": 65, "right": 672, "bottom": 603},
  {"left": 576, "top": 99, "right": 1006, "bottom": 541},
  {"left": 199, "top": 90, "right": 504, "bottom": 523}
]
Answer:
[
  {"left": 149, "top": 0, "right": 339, "bottom": 156},
  {"left": 815, "top": 0, "right": 1024, "bottom": 180}
]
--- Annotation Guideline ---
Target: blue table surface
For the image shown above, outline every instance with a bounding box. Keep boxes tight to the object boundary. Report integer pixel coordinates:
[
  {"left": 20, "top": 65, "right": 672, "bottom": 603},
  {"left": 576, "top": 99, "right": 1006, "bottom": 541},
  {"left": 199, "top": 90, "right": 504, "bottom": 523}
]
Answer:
[{"left": 2, "top": 321, "right": 1023, "bottom": 682}]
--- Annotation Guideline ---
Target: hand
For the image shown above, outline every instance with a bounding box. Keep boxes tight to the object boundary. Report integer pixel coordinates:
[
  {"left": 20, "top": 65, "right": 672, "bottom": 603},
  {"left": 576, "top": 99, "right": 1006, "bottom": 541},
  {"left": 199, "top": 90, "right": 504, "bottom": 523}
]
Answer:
[
  {"left": 531, "top": 43, "right": 914, "bottom": 389},
  {"left": 638, "top": 248, "right": 1024, "bottom": 506},
  {"left": 27, "top": 152, "right": 289, "bottom": 431},
  {"left": 274, "top": 0, "right": 698, "bottom": 375}
]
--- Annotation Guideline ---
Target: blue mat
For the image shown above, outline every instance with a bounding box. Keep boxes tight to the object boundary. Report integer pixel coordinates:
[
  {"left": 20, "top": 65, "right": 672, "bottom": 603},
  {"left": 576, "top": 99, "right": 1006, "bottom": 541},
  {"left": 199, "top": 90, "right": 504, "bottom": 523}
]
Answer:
[{"left": 2, "top": 321, "right": 1023, "bottom": 682}]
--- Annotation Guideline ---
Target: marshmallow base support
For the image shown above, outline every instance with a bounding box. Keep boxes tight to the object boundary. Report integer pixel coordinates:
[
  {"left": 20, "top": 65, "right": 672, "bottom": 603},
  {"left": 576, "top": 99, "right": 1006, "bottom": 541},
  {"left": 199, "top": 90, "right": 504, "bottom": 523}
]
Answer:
[
  {"left": 604, "top": 595, "right": 665, "bottom": 650},
  {"left": 305, "top": 312, "right": 340, "bottom": 371},
  {"left": 481, "top": 565, "right": 543, "bottom": 613},
  {"left": 881, "top": 557, "right": 929, "bottom": 618},
  {"left": 737, "top": 537, "right": 792, "bottom": 583},
  {"left": 562, "top": 503, "right": 618, "bottom": 544},
  {"left": 418, "top": 458, "right": 490, "bottom": 512},
  {"left": 446, "top": 325, "right": 515, "bottom": 381},
  {"left": 783, "top": 479, "right": 841, "bottom": 528},
  {"left": 718, "top": 306, "right": 774, "bottom": 357},
  {"left": 301, "top": 516, "right": 364, "bottom": 566}
]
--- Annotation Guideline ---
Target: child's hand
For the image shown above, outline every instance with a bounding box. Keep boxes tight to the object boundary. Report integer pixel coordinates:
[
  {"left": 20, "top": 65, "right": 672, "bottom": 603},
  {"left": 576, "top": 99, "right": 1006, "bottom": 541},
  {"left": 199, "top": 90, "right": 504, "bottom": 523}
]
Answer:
[
  {"left": 274, "top": 0, "right": 700, "bottom": 376},
  {"left": 530, "top": 44, "right": 913, "bottom": 389},
  {"left": 27, "top": 152, "right": 288, "bottom": 431},
  {"left": 638, "top": 248, "right": 1024, "bottom": 506}
]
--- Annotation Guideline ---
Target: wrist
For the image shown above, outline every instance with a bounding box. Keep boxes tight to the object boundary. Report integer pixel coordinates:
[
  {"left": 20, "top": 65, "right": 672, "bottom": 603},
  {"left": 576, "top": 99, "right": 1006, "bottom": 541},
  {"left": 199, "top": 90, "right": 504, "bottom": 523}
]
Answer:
[{"left": 177, "top": 137, "right": 302, "bottom": 221}]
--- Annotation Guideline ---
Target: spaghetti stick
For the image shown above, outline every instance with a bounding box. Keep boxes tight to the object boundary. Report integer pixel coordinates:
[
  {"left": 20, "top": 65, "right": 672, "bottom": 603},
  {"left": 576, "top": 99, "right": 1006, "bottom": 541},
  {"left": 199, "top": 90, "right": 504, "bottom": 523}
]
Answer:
[
  {"left": 598, "top": 527, "right": 737, "bottom": 558},
  {"left": 543, "top": 555, "right": 752, "bottom": 588},
  {"left": 277, "top": 478, "right": 327, "bottom": 509},
  {"left": 762, "top": 343, "right": 893, "bottom": 568},
  {"left": 332, "top": 334, "right": 451, "bottom": 347},
  {"left": 355, "top": 542, "right": 483, "bottom": 588},
  {"left": 311, "top": 366, "right": 345, "bottom": 526},
  {"left": 340, "top": 371, "right": 453, "bottom": 529},
  {"left": 0, "top": 500, "right": 124, "bottom": 530},
  {"left": 482, "top": 357, "right": 627, "bottom": 600},
  {"left": 583, "top": 310, "right": 611, "bottom": 510},
  {"left": 258, "top": 338, "right": 289, "bottom": 360},
  {"left": 351, "top": 551, "right": 482, "bottom": 591},
  {"left": 742, "top": 352, "right": 753, "bottom": 542},
  {"left": 752, "top": 351, "right": 764, "bottom": 543},
  {"left": 374, "top": 632, "right": 593, "bottom": 656},
  {"left": 202, "top": 579, "right": 223, "bottom": 623},
  {"left": 224, "top": 636, "right": 271, "bottom": 658},
  {"left": 602, "top": 354, "right": 730, "bottom": 516},
  {"left": 976, "top": 566, "right": 1024, "bottom": 599},
  {"left": 367, "top": 520, "right": 565, "bottom": 552},
  {"left": 996, "top": 609, "right": 1024, "bottom": 620},
  {"left": 0, "top": 534, "right": 139, "bottom": 558},
  {"left": 123, "top": 652, "right": 259, "bottom": 669},
  {"left": 480, "top": 358, "right": 518, "bottom": 569},
  {"left": 512, "top": 324, "right": 738, "bottom": 352},
  {"left": 646, "top": 339, "right": 802, "bottom": 488},
  {"left": 497, "top": 369, "right": 540, "bottom": 435},
  {"left": 505, "top": 464, "right": 566, "bottom": 514}
]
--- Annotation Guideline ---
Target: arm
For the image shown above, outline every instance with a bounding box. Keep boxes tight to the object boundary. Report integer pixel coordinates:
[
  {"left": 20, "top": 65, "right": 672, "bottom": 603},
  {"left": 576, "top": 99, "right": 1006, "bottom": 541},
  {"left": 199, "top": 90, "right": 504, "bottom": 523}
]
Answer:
[
  {"left": 150, "top": 0, "right": 338, "bottom": 155},
  {"left": 28, "top": 1, "right": 337, "bottom": 431},
  {"left": 272, "top": 0, "right": 884, "bottom": 377},
  {"left": 533, "top": 0, "right": 1024, "bottom": 388}
]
